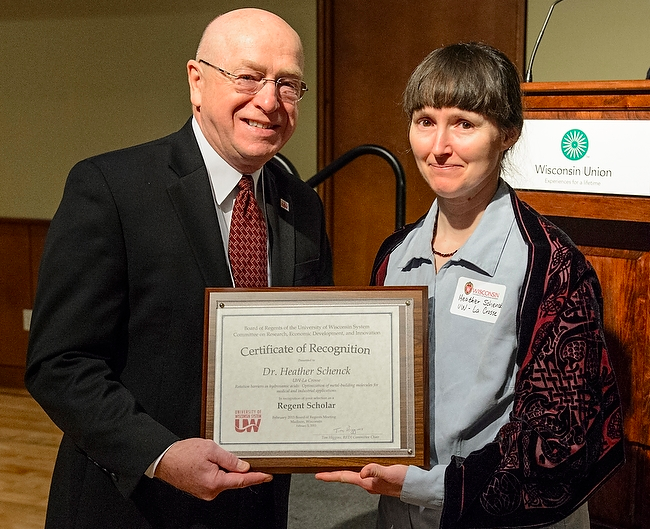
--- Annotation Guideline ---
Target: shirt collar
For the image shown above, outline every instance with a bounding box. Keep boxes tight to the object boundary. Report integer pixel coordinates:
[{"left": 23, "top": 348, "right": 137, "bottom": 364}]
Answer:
[
  {"left": 450, "top": 180, "right": 515, "bottom": 276},
  {"left": 191, "top": 117, "right": 262, "bottom": 204},
  {"left": 390, "top": 180, "right": 515, "bottom": 277}
]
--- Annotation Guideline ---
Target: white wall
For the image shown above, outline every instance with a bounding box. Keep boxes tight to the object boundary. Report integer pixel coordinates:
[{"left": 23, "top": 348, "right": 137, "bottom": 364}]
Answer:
[{"left": 0, "top": 1, "right": 317, "bottom": 219}]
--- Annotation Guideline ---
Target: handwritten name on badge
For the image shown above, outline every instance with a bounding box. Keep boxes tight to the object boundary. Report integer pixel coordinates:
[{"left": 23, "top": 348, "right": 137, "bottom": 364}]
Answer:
[{"left": 450, "top": 277, "right": 506, "bottom": 324}]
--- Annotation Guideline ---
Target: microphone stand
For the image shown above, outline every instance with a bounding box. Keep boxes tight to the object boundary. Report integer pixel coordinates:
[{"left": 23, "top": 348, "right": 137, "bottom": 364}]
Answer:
[{"left": 525, "top": 0, "right": 566, "bottom": 82}]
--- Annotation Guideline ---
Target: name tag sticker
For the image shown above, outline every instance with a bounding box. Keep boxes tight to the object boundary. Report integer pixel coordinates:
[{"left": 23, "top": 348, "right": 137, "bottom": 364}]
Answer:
[{"left": 450, "top": 277, "right": 506, "bottom": 324}]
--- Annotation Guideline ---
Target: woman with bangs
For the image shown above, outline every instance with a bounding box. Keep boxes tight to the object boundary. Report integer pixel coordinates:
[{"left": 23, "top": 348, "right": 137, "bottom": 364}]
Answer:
[{"left": 317, "top": 42, "right": 624, "bottom": 529}]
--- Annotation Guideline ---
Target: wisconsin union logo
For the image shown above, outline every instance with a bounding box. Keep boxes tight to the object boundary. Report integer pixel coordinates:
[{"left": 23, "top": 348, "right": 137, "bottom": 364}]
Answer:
[
  {"left": 464, "top": 281, "right": 473, "bottom": 295},
  {"left": 234, "top": 410, "right": 262, "bottom": 433},
  {"left": 561, "top": 129, "right": 589, "bottom": 161}
]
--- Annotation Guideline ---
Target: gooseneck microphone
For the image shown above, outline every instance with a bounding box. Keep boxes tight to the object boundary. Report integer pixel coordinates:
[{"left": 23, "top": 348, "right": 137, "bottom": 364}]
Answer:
[{"left": 525, "top": 0, "right": 567, "bottom": 82}]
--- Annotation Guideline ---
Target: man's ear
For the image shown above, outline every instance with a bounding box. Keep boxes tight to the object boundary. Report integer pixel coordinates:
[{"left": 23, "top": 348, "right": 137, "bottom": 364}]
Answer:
[{"left": 187, "top": 60, "right": 203, "bottom": 109}]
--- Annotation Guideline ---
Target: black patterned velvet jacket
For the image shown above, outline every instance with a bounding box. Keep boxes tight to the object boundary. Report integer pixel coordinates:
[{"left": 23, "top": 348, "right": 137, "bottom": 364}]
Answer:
[{"left": 371, "top": 184, "right": 624, "bottom": 528}]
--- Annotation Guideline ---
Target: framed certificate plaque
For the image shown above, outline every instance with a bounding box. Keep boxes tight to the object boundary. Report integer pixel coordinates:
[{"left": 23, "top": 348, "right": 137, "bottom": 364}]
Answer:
[{"left": 202, "top": 287, "right": 428, "bottom": 473}]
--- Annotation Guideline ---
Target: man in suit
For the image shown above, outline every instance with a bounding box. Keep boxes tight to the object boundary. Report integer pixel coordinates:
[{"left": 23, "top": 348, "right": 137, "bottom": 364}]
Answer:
[{"left": 25, "top": 8, "right": 332, "bottom": 529}]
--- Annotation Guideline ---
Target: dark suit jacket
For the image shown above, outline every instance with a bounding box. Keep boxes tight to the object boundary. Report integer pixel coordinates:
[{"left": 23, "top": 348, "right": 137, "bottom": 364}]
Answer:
[{"left": 25, "top": 119, "right": 333, "bottom": 529}]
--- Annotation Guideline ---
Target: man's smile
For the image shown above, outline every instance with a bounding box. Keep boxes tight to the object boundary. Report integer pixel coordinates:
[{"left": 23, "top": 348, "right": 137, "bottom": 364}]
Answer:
[{"left": 244, "top": 119, "right": 275, "bottom": 129}]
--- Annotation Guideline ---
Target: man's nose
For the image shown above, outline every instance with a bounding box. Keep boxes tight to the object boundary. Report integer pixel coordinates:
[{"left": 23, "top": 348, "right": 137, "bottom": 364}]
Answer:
[{"left": 253, "top": 81, "right": 281, "bottom": 112}]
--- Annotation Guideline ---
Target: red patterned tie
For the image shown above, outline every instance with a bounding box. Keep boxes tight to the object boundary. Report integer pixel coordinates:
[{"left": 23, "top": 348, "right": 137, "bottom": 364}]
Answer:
[{"left": 229, "top": 175, "right": 268, "bottom": 288}]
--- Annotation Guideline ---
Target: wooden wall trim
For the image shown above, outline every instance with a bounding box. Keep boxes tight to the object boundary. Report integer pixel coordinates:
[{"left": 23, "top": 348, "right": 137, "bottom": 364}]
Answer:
[
  {"left": 0, "top": 217, "right": 49, "bottom": 389},
  {"left": 316, "top": 0, "right": 335, "bottom": 240}
]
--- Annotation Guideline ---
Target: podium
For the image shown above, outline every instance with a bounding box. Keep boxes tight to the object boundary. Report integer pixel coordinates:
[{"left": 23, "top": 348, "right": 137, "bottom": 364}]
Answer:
[{"left": 517, "top": 81, "right": 650, "bottom": 529}]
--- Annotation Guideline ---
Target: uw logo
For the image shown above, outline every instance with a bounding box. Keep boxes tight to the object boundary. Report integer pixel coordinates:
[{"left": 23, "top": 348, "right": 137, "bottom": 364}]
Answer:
[
  {"left": 464, "top": 281, "right": 473, "bottom": 295},
  {"left": 561, "top": 129, "right": 588, "bottom": 160},
  {"left": 235, "top": 418, "right": 261, "bottom": 433}
]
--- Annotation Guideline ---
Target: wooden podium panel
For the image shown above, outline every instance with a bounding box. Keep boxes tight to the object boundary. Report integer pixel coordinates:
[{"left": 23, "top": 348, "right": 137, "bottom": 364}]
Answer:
[{"left": 519, "top": 81, "right": 650, "bottom": 529}]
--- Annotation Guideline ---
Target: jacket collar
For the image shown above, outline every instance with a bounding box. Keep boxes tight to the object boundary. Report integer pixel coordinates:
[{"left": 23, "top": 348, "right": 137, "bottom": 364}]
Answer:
[{"left": 166, "top": 119, "right": 232, "bottom": 287}]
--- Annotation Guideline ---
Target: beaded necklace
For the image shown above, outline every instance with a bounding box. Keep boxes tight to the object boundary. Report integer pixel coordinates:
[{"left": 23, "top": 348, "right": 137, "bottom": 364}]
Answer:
[{"left": 431, "top": 215, "right": 460, "bottom": 258}]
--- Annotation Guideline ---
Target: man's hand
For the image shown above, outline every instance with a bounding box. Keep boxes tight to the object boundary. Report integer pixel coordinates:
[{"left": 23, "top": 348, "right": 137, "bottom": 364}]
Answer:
[
  {"left": 154, "top": 438, "right": 272, "bottom": 500},
  {"left": 315, "top": 463, "right": 407, "bottom": 497}
]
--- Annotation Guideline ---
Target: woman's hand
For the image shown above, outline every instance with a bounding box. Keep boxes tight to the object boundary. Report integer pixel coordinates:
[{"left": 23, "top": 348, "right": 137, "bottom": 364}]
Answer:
[{"left": 315, "top": 463, "right": 408, "bottom": 497}]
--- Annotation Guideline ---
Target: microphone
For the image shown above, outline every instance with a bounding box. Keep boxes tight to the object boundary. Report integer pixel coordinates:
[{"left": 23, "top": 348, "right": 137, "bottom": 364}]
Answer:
[{"left": 525, "top": 0, "right": 567, "bottom": 82}]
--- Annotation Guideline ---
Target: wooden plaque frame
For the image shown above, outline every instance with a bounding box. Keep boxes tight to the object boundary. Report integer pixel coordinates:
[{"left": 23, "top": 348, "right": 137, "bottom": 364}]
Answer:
[{"left": 201, "top": 286, "right": 429, "bottom": 473}]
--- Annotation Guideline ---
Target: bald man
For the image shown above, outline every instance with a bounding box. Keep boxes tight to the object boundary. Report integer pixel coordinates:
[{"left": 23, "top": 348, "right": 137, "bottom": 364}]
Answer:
[{"left": 26, "top": 9, "right": 332, "bottom": 529}]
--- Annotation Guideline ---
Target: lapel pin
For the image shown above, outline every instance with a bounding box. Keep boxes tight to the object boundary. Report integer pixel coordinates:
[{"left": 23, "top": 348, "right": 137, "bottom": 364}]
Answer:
[{"left": 280, "top": 199, "right": 290, "bottom": 212}]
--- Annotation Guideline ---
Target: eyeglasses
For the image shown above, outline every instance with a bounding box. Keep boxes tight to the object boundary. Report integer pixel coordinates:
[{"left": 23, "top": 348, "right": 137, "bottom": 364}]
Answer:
[{"left": 199, "top": 60, "right": 308, "bottom": 103}]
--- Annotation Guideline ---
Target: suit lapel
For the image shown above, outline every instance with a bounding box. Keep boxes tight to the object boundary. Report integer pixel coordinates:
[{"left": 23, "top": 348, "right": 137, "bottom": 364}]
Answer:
[
  {"left": 164, "top": 121, "right": 299, "bottom": 288},
  {"left": 264, "top": 164, "right": 295, "bottom": 286},
  {"left": 166, "top": 120, "right": 232, "bottom": 287}
]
